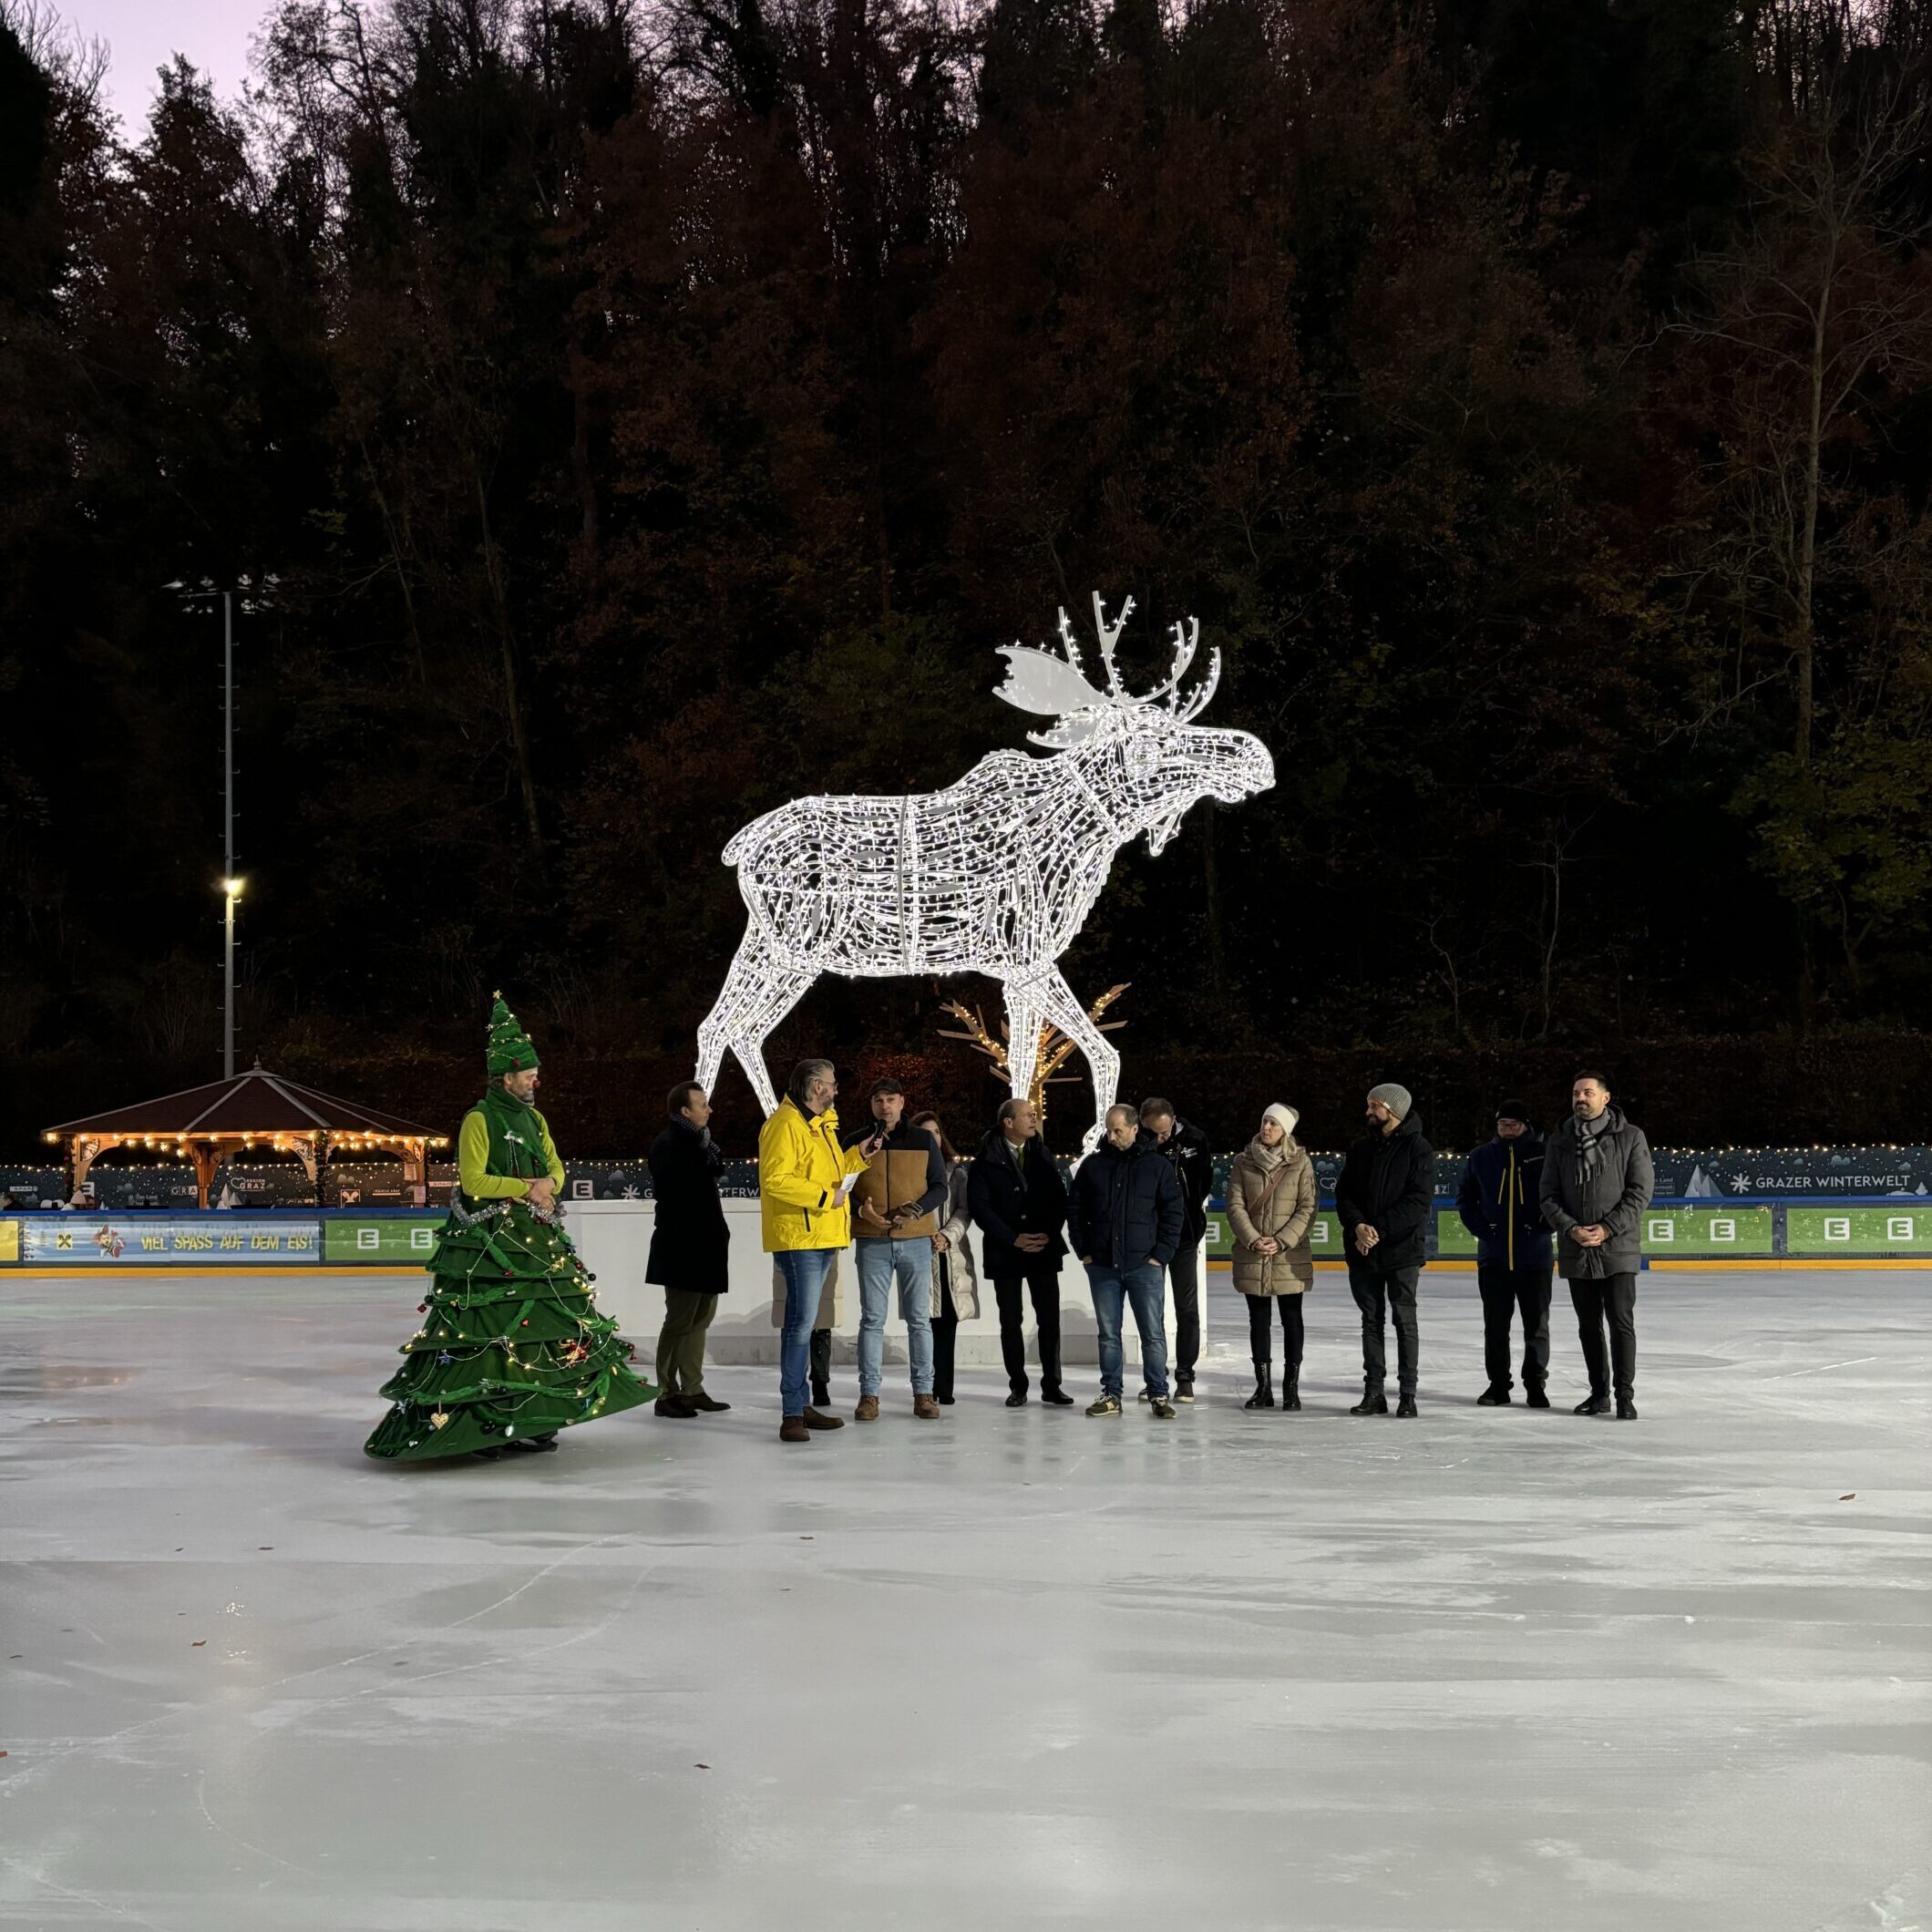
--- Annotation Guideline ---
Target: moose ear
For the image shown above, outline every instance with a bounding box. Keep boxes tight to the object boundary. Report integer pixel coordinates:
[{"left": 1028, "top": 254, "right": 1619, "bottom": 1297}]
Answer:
[
  {"left": 1026, "top": 715, "right": 1101, "bottom": 750},
  {"left": 994, "top": 645, "right": 1105, "bottom": 719}
]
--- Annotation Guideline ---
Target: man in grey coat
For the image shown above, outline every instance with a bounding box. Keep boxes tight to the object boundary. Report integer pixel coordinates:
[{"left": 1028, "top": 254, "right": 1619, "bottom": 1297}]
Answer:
[{"left": 1539, "top": 1072, "right": 1655, "bottom": 1419}]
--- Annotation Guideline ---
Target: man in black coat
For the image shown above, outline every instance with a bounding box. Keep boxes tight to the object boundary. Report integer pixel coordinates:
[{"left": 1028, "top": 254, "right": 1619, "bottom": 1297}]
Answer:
[
  {"left": 647, "top": 1083, "right": 732, "bottom": 1419},
  {"left": 1540, "top": 1071, "right": 1655, "bottom": 1420},
  {"left": 1138, "top": 1098, "right": 1215, "bottom": 1402},
  {"left": 966, "top": 1096, "right": 1073, "bottom": 1407},
  {"left": 1455, "top": 1099, "right": 1554, "bottom": 1407},
  {"left": 1334, "top": 1082, "right": 1434, "bottom": 1417},
  {"left": 1069, "top": 1106, "right": 1186, "bottom": 1418}
]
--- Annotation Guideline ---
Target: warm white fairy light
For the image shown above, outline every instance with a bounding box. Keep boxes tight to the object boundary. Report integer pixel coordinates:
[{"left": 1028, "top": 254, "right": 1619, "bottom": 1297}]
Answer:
[{"left": 694, "top": 595, "right": 1274, "bottom": 1146}]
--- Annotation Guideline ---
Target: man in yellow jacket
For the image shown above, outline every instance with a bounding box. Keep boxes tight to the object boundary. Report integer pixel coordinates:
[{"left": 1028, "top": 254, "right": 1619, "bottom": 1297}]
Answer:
[{"left": 760, "top": 1056, "right": 882, "bottom": 1443}]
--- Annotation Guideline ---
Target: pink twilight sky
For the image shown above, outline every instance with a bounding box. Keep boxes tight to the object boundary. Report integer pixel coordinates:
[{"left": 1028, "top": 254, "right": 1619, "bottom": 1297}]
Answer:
[{"left": 67, "top": 0, "right": 271, "bottom": 128}]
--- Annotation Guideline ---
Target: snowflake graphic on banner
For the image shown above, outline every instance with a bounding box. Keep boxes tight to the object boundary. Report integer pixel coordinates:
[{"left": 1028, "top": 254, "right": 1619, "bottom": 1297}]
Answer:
[{"left": 695, "top": 595, "right": 1274, "bottom": 1146}]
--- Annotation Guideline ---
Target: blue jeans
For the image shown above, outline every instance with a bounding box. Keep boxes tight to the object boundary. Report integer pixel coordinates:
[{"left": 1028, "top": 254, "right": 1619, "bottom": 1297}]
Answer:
[
  {"left": 776, "top": 1249, "right": 835, "bottom": 1416},
  {"left": 856, "top": 1238, "right": 935, "bottom": 1396},
  {"left": 1088, "top": 1260, "right": 1168, "bottom": 1398}
]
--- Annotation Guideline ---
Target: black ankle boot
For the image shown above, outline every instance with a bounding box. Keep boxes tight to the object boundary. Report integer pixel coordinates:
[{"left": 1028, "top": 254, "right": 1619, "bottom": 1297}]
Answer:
[
  {"left": 1350, "top": 1388, "right": 1389, "bottom": 1416},
  {"left": 1242, "top": 1365, "right": 1275, "bottom": 1410},
  {"left": 1283, "top": 1366, "right": 1301, "bottom": 1411}
]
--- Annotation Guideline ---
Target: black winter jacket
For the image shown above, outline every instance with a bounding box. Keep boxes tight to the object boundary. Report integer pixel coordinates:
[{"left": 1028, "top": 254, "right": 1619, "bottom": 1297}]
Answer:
[
  {"left": 1067, "top": 1139, "right": 1185, "bottom": 1269},
  {"left": 1457, "top": 1134, "right": 1553, "bottom": 1269},
  {"left": 645, "top": 1117, "right": 730, "bottom": 1295},
  {"left": 1142, "top": 1115, "right": 1215, "bottom": 1247},
  {"left": 1335, "top": 1112, "right": 1434, "bottom": 1274},
  {"left": 967, "top": 1132, "right": 1069, "bottom": 1278}
]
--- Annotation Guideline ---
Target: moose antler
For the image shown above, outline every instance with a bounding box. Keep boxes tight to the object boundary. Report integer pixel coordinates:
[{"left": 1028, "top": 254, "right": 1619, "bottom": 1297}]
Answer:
[
  {"left": 992, "top": 595, "right": 1218, "bottom": 746},
  {"left": 1091, "top": 592, "right": 1134, "bottom": 696}
]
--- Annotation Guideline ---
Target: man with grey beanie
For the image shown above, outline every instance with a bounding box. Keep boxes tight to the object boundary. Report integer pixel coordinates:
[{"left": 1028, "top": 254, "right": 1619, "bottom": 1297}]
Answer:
[{"left": 1334, "top": 1083, "right": 1434, "bottom": 1415}]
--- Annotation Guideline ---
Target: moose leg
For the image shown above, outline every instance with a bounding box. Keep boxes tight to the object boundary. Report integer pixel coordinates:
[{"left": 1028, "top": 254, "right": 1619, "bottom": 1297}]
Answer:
[
  {"left": 696, "top": 931, "right": 816, "bottom": 1116},
  {"left": 1000, "top": 973, "right": 1048, "bottom": 1111},
  {"left": 1029, "top": 964, "right": 1121, "bottom": 1153}
]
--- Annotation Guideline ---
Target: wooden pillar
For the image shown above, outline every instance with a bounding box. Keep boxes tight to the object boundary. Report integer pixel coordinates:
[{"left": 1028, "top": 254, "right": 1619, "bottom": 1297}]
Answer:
[
  {"left": 70, "top": 1136, "right": 108, "bottom": 1197},
  {"left": 190, "top": 1140, "right": 221, "bottom": 1209}
]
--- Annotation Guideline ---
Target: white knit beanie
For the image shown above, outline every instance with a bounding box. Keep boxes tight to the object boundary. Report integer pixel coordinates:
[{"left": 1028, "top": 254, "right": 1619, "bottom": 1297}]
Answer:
[{"left": 1263, "top": 1103, "right": 1300, "bottom": 1138}]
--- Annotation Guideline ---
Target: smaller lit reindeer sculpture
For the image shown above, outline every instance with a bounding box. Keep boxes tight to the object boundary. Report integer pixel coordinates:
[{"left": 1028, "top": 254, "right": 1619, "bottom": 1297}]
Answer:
[{"left": 694, "top": 595, "right": 1274, "bottom": 1146}]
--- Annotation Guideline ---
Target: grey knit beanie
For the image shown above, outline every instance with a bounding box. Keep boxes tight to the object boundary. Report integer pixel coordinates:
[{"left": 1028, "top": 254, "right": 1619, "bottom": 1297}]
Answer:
[
  {"left": 1367, "top": 1082, "right": 1412, "bottom": 1120},
  {"left": 1262, "top": 1103, "right": 1300, "bottom": 1138}
]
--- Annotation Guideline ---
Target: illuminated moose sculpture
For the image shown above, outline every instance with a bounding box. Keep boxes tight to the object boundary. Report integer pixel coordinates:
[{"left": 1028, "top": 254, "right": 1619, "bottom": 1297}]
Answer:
[{"left": 695, "top": 596, "right": 1274, "bottom": 1146}]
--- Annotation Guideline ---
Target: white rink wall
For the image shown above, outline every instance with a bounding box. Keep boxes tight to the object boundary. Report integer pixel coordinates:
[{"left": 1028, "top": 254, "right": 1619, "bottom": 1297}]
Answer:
[{"left": 570, "top": 1197, "right": 1197, "bottom": 1367}]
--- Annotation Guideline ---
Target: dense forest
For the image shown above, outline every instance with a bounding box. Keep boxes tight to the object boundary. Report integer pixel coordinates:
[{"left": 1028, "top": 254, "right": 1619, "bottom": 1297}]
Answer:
[{"left": 1, "top": 0, "right": 1929, "bottom": 1155}]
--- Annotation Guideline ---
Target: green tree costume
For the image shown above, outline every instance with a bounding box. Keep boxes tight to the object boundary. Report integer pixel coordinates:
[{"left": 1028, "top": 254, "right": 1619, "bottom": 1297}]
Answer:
[{"left": 364, "top": 995, "right": 655, "bottom": 1461}]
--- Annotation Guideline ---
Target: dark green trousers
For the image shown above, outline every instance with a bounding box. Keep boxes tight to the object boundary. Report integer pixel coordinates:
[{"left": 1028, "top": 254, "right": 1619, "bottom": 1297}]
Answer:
[{"left": 656, "top": 1290, "right": 720, "bottom": 1396}]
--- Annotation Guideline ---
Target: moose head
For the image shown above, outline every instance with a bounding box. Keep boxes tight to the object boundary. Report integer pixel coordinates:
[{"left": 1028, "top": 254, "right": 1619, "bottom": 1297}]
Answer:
[{"left": 993, "top": 592, "right": 1274, "bottom": 851}]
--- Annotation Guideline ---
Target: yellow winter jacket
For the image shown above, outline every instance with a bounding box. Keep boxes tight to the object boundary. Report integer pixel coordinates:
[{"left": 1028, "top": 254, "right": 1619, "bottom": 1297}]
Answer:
[{"left": 759, "top": 1097, "right": 870, "bottom": 1253}]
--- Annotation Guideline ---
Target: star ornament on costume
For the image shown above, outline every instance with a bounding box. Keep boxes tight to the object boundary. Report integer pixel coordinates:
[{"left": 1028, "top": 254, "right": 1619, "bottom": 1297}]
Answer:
[{"left": 694, "top": 594, "right": 1273, "bottom": 1147}]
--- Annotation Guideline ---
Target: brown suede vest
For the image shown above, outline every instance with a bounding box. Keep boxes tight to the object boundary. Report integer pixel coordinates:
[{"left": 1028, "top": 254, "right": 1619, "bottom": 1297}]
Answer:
[{"left": 850, "top": 1146, "right": 940, "bottom": 1239}]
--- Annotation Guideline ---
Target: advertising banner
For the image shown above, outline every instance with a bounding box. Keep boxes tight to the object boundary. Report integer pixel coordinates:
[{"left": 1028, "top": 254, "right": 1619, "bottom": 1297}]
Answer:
[
  {"left": 0, "top": 1220, "right": 16, "bottom": 1263},
  {"left": 16, "top": 1216, "right": 323, "bottom": 1264},
  {"left": 1639, "top": 1206, "right": 1777, "bottom": 1259},
  {"left": 322, "top": 1216, "right": 445, "bottom": 1263},
  {"left": 1786, "top": 1206, "right": 1932, "bottom": 1257}
]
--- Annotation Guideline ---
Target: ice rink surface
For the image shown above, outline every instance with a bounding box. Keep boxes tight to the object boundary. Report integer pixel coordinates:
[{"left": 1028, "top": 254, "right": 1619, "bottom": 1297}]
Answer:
[{"left": 1, "top": 1267, "right": 1927, "bottom": 1932}]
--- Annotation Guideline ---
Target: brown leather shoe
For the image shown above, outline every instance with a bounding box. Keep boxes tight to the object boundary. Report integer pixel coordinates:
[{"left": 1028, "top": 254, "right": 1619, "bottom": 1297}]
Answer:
[
  {"left": 684, "top": 1392, "right": 731, "bottom": 1413},
  {"left": 802, "top": 1406, "right": 844, "bottom": 1431},
  {"left": 654, "top": 1395, "right": 698, "bottom": 1418},
  {"left": 853, "top": 1394, "right": 880, "bottom": 1423},
  {"left": 779, "top": 1415, "right": 809, "bottom": 1443},
  {"left": 913, "top": 1393, "right": 940, "bottom": 1420}
]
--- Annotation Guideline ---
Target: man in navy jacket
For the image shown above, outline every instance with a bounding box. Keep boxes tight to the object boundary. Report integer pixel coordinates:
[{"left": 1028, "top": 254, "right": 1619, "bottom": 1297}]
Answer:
[
  {"left": 1456, "top": 1100, "right": 1553, "bottom": 1407},
  {"left": 968, "top": 1097, "right": 1073, "bottom": 1407},
  {"left": 1068, "top": 1105, "right": 1185, "bottom": 1419}
]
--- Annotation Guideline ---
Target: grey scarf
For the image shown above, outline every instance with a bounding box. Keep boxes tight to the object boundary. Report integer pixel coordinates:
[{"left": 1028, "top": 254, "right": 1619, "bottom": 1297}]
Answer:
[{"left": 1575, "top": 1106, "right": 1615, "bottom": 1184}]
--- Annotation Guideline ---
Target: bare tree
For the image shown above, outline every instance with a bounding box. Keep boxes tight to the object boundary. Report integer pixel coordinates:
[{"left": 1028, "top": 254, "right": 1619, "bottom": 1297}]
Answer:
[{"left": 1669, "top": 77, "right": 1932, "bottom": 769}]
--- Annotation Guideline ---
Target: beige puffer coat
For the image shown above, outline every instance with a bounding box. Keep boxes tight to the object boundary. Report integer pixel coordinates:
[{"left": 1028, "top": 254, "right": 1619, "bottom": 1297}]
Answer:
[
  {"left": 930, "top": 1162, "right": 980, "bottom": 1320},
  {"left": 1226, "top": 1136, "right": 1317, "bottom": 1295}
]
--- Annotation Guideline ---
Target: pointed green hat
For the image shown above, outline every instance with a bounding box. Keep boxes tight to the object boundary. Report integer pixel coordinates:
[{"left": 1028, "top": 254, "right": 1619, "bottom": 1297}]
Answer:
[{"left": 486, "top": 991, "right": 540, "bottom": 1074}]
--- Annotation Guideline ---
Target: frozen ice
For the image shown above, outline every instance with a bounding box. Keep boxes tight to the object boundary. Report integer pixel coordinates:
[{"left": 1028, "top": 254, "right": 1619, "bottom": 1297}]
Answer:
[{"left": 0, "top": 1266, "right": 1927, "bottom": 1930}]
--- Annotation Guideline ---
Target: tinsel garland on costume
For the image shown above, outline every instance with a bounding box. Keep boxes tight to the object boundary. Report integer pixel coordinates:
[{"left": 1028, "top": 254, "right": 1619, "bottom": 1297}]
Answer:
[{"left": 364, "top": 1191, "right": 653, "bottom": 1459}]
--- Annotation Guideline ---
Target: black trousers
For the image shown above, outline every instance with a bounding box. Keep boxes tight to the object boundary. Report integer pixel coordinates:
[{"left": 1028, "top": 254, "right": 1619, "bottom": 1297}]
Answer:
[
  {"left": 1166, "top": 1242, "right": 1201, "bottom": 1385},
  {"left": 1244, "top": 1292, "right": 1304, "bottom": 1367},
  {"left": 993, "top": 1266, "right": 1064, "bottom": 1394},
  {"left": 1568, "top": 1273, "right": 1637, "bottom": 1399},
  {"left": 1348, "top": 1261, "right": 1420, "bottom": 1395},
  {"left": 1477, "top": 1262, "right": 1552, "bottom": 1392},
  {"left": 932, "top": 1280, "right": 959, "bottom": 1401},
  {"left": 809, "top": 1326, "right": 831, "bottom": 1402}
]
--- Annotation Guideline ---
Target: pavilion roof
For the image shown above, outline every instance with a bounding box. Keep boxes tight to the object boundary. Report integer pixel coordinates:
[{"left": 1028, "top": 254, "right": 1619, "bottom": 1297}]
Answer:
[{"left": 44, "top": 1065, "right": 441, "bottom": 1142}]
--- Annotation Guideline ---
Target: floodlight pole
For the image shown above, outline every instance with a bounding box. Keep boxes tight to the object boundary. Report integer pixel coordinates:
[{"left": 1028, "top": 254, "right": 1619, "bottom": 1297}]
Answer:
[{"left": 222, "top": 589, "right": 235, "bottom": 1080}]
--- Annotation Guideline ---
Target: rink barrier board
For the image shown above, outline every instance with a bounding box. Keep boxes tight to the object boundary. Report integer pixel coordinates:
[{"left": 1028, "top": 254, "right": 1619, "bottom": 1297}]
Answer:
[
  {"left": 1, "top": 1197, "right": 1929, "bottom": 1268},
  {"left": 8, "top": 1145, "right": 1928, "bottom": 1213}
]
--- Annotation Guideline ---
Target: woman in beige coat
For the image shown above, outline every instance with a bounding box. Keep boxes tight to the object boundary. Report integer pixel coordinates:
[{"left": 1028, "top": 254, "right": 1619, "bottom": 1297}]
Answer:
[
  {"left": 1226, "top": 1103, "right": 1317, "bottom": 1411},
  {"left": 912, "top": 1112, "right": 979, "bottom": 1405}
]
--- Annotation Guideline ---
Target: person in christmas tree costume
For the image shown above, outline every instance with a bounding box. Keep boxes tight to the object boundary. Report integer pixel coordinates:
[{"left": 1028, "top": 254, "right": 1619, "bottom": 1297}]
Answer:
[{"left": 365, "top": 993, "right": 655, "bottom": 1462}]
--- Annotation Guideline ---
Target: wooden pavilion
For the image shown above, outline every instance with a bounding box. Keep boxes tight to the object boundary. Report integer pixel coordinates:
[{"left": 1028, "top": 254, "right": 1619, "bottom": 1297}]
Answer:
[{"left": 43, "top": 1064, "right": 448, "bottom": 1208}]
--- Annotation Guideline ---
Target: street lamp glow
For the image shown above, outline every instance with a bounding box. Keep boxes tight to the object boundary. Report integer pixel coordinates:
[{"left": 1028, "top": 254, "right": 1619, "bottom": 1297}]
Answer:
[{"left": 221, "top": 877, "right": 245, "bottom": 899}]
